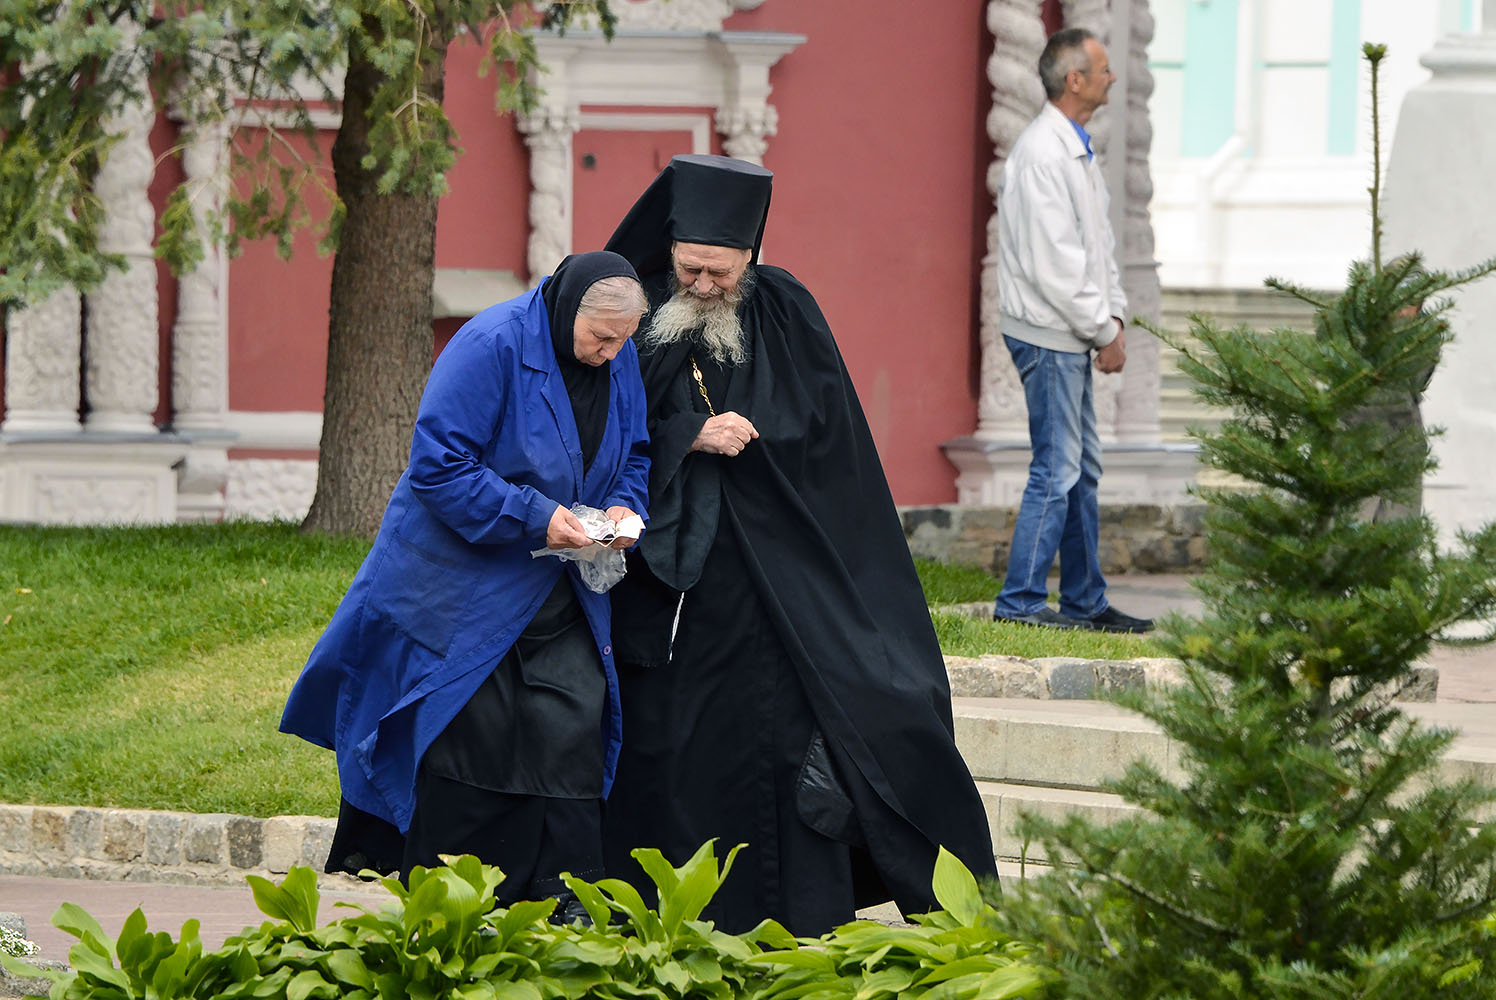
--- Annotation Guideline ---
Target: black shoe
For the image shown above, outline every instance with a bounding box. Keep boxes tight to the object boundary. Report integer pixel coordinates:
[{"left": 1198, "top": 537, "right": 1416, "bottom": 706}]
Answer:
[
  {"left": 549, "top": 894, "right": 594, "bottom": 928},
  {"left": 1081, "top": 607, "right": 1154, "bottom": 634},
  {"left": 993, "top": 606, "right": 1087, "bottom": 630}
]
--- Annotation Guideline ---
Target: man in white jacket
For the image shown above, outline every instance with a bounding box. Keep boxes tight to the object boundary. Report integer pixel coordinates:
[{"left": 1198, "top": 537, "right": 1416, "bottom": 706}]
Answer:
[{"left": 991, "top": 27, "right": 1153, "bottom": 634}]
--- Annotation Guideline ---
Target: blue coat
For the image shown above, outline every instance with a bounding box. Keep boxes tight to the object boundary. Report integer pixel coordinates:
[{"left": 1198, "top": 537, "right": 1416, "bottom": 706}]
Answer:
[{"left": 280, "top": 286, "right": 650, "bottom": 832}]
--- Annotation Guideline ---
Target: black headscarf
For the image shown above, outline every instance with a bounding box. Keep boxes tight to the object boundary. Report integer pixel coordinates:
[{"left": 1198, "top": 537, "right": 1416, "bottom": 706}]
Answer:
[
  {"left": 541, "top": 251, "right": 640, "bottom": 470},
  {"left": 605, "top": 154, "right": 773, "bottom": 280}
]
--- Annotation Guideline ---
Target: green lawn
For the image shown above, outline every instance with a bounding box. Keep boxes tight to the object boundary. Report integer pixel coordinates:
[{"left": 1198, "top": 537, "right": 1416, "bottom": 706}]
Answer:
[
  {"left": 914, "top": 559, "right": 1166, "bottom": 660},
  {"left": 0, "top": 523, "right": 368, "bottom": 818},
  {"left": 1, "top": 525, "right": 1164, "bottom": 817}
]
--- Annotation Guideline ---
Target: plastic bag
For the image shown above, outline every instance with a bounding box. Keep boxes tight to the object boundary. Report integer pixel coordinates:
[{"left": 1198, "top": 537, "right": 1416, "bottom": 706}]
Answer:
[{"left": 529, "top": 504, "right": 637, "bottom": 593}]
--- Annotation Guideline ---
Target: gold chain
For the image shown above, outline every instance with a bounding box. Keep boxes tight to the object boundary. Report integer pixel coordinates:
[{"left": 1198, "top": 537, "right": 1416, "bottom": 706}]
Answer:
[{"left": 690, "top": 355, "right": 716, "bottom": 416}]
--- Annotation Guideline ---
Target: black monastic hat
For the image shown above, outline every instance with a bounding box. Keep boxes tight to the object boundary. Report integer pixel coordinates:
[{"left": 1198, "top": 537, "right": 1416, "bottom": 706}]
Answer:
[{"left": 605, "top": 154, "right": 773, "bottom": 279}]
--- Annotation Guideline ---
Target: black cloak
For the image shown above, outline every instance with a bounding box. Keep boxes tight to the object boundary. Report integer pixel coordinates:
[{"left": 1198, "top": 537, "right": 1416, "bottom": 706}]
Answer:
[{"left": 601, "top": 155, "right": 997, "bottom": 933}]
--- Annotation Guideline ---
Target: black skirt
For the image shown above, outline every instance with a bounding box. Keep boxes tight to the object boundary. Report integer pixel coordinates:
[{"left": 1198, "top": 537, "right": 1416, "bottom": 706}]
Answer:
[{"left": 325, "top": 575, "right": 608, "bottom": 895}]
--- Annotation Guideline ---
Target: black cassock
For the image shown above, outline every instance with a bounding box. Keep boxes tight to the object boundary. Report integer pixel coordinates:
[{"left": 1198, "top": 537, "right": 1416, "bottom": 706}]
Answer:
[{"left": 604, "top": 266, "right": 998, "bottom": 935}]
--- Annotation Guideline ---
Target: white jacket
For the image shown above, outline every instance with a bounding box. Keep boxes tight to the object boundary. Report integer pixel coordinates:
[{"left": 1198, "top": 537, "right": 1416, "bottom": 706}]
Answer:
[{"left": 997, "top": 102, "right": 1127, "bottom": 354}]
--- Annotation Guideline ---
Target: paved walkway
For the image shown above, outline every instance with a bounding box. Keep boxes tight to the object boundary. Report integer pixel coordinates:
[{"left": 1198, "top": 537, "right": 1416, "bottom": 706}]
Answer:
[
  {"left": 1, "top": 877, "right": 384, "bottom": 965},
  {"left": 4, "top": 573, "right": 1491, "bottom": 965}
]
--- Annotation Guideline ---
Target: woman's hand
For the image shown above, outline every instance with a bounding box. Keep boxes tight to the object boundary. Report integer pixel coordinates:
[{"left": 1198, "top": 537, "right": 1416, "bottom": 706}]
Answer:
[
  {"left": 605, "top": 506, "right": 641, "bottom": 549},
  {"left": 547, "top": 505, "right": 594, "bottom": 550}
]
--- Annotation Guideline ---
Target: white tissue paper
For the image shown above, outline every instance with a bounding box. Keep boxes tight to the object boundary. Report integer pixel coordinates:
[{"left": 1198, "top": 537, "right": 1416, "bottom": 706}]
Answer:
[{"left": 530, "top": 504, "right": 637, "bottom": 593}]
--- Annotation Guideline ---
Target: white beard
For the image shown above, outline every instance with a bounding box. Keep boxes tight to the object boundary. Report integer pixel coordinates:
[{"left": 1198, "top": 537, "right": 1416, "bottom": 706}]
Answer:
[{"left": 641, "top": 267, "right": 756, "bottom": 365}]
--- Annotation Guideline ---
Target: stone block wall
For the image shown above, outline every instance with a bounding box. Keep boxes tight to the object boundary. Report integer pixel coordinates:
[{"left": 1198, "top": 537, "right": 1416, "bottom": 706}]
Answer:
[
  {"left": 901, "top": 503, "right": 1208, "bottom": 577},
  {"left": 0, "top": 805, "right": 341, "bottom": 887}
]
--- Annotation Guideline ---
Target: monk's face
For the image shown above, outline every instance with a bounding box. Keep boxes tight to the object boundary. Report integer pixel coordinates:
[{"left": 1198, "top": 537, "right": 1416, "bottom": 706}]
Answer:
[{"left": 672, "top": 243, "right": 753, "bottom": 299}]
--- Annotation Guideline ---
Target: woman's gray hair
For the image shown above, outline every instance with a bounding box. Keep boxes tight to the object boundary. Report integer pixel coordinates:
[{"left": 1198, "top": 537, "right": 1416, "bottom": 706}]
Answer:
[
  {"left": 1039, "top": 27, "right": 1096, "bottom": 100},
  {"left": 578, "top": 275, "right": 649, "bottom": 318}
]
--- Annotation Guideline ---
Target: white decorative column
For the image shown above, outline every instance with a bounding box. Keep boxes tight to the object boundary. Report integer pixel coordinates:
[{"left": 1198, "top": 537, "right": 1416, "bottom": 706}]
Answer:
[
  {"left": 1384, "top": 1, "right": 1496, "bottom": 547},
  {"left": 0, "top": 55, "right": 186, "bottom": 525},
  {"left": 84, "top": 37, "right": 160, "bottom": 434},
  {"left": 171, "top": 115, "right": 234, "bottom": 520},
  {"left": 4, "top": 35, "right": 84, "bottom": 437},
  {"left": 1060, "top": 0, "right": 1122, "bottom": 441},
  {"left": 974, "top": 0, "right": 1047, "bottom": 444},
  {"left": 2, "top": 291, "right": 83, "bottom": 432},
  {"left": 714, "top": 31, "right": 793, "bottom": 167},
  {"left": 519, "top": 104, "right": 580, "bottom": 284},
  {"left": 945, "top": 0, "right": 1190, "bottom": 506},
  {"left": 1113, "top": 0, "right": 1165, "bottom": 445}
]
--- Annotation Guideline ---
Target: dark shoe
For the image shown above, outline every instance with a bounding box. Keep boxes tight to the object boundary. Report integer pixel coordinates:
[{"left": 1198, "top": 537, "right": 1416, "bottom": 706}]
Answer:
[
  {"left": 993, "top": 606, "right": 1087, "bottom": 630},
  {"left": 1081, "top": 607, "right": 1154, "bottom": 634},
  {"left": 549, "top": 893, "right": 594, "bottom": 928}
]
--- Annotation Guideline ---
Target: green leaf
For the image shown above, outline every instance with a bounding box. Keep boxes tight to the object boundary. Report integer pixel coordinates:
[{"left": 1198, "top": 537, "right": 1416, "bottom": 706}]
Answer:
[
  {"left": 560, "top": 874, "right": 615, "bottom": 931},
  {"left": 750, "top": 950, "right": 838, "bottom": 972},
  {"left": 681, "top": 951, "right": 724, "bottom": 983},
  {"left": 287, "top": 968, "right": 338, "bottom": 1000},
  {"left": 853, "top": 967, "right": 917, "bottom": 999},
  {"left": 930, "top": 848, "right": 981, "bottom": 926},
  {"left": 497, "top": 899, "right": 556, "bottom": 942},
  {"left": 52, "top": 901, "right": 116, "bottom": 959},
  {"left": 0, "top": 953, "right": 53, "bottom": 983},
  {"left": 740, "top": 918, "right": 799, "bottom": 951},
  {"left": 324, "top": 949, "right": 375, "bottom": 989},
  {"left": 550, "top": 937, "right": 625, "bottom": 966},
  {"left": 67, "top": 942, "right": 133, "bottom": 993},
  {"left": 631, "top": 847, "right": 683, "bottom": 904},
  {"left": 490, "top": 982, "right": 542, "bottom": 1000},
  {"left": 591, "top": 877, "right": 652, "bottom": 929},
  {"left": 654, "top": 960, "right": 690, "bottom": 992}
]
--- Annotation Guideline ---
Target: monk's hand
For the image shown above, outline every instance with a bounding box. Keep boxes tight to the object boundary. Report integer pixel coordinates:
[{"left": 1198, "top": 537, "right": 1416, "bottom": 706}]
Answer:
[
  {"left": 692, "top": 411, "right": 759, "bottom": 457},
  {"left": 604, "top": 505, "right": 641, "bottom": 550},
  {"left": 547, "top": 505, "right": 594, "bottom": 550}
]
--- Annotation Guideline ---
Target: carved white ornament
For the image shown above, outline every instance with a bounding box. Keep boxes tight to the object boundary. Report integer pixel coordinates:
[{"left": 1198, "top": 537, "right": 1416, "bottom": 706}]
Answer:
[
  {"left": 715, "top": 104, "right": 778, "bottom": 164},
  {"left": 34, "top": 474, "right": 156, "bottom": 524},
  {"left": 977, "top": 0, "right": 1047, "bottom": 439},
  {"left": 598, "top": 0, "right": 765, "bottom": 31},
  {"left": 84, "top": 32, "right": 159, "bottom": 432},
  {"left": 3, "top": 289, "right": 83, "bottom": 431},
  {"left": 225, "top": 459, "right": 319, "bottom": 522},
  {"left": 519, "top": 106, "right": 580, "bottom": 284}
]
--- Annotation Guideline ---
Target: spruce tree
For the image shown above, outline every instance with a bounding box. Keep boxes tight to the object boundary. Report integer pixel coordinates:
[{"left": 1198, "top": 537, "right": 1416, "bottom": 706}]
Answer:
[{"left": 1001, "top": 45, "right": 1496, "bottom": 998}]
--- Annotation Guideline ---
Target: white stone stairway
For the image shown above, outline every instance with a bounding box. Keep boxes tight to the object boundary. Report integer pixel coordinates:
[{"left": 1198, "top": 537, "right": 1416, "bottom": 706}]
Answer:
[{"left": 953, "top": 697, "right": 1496, "bottom": 880}]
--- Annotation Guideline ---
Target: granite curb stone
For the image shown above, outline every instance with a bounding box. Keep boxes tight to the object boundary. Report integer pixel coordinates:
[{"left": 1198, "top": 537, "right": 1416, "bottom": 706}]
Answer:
[
  {"left": 937, "top": 619, "right": 1437, "bottom": 703},
  {"left": 0, "top": 805, "right": 341, "bottom": 887}
]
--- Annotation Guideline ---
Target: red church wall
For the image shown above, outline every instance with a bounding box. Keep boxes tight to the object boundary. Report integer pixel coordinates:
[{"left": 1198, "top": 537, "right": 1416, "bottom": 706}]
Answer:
[
  {"left": 435, "top": 35, "right": 532, "bottom": 274},
  {"left": 724, "top": 5, "right": 991, "bottom": 504},
  {"left": 217, "top": 9, "right": 995, "bottom": 505},
  {"left": 225, "top": 128, "right": 335, "bottom": 414}
]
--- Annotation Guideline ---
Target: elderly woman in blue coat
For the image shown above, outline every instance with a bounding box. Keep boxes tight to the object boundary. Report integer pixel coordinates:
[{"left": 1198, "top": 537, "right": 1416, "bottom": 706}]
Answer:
[{"left": 280, "top": 252, "right": 651, "bottom": 915}]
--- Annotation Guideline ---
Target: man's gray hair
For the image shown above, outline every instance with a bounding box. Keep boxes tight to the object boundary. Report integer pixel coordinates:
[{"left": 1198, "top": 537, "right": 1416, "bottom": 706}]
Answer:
[
  {"left": 577, "top": 275, "right": 649, "bottom": 318},
  {"left": 1039, "top": 27, "right": 1096, "bottom": 101}
]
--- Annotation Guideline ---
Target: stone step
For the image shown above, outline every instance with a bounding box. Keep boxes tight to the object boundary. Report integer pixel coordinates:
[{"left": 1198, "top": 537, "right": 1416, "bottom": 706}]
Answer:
[
  {"left": 953, "top": 698, "right": 1496, "bottom": 801},
  {"left": 975, "top": 780, "right": 1135, "bottom": 865}
]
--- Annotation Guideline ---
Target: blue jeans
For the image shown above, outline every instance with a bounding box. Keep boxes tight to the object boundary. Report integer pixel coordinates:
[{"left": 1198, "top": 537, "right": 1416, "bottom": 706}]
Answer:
[{"left": 992, "top": 336, "right": 1109, "bottom": 620}]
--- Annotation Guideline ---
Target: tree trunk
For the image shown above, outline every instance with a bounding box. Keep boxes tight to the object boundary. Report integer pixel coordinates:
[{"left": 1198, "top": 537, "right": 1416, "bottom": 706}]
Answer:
[{"left": 302, "top": 27, "right": 447, "bottom": 536}]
